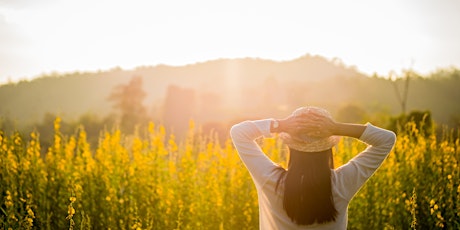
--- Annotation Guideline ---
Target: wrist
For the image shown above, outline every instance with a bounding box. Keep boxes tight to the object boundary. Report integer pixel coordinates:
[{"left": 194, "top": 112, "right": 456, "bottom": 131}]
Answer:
[
  {"left": 332, "top": 122, "right": 367, "bottom": 138},
  {"left": 270, "top": 119, "right": 280, "bottom": 133},
  {"left": 331, "top": 121, "right": 342, "bottom": 135},
  {"left": 271, "top": 119, "right": 286, "bottom": 133}
]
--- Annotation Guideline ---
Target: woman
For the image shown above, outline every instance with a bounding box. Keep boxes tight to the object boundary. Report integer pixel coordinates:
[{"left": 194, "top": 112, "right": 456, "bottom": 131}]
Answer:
[{"left": 230, "top": 106, "right": 396, "bottom": 229}]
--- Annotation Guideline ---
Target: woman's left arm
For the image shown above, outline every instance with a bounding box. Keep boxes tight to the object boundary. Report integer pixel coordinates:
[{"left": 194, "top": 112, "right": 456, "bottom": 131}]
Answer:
[{"left": 230, "top": 119, "right": 281, "bottom": 189}]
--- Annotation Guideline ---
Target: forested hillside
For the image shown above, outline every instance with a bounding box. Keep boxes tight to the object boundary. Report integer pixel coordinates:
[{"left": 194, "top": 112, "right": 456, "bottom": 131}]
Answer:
[{"left": 1, "top": 55, "right": 459, "bottom": 135}]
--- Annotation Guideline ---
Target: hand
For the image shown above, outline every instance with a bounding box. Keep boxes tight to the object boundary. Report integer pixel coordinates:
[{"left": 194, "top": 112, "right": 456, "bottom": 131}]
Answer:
[
  {"left": 278, "top": 113, "right": 318, "bottom": 135},
  {"left": 302, "top": 113, "right": 336, "bottom": 138},
  {"left": 280, "top": 112, "right": 336, "bottom": 139}
]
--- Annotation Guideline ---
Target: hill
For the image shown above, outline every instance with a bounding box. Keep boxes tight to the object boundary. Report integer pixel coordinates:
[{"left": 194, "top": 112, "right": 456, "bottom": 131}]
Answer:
[{"left": 0, "top": 54, "right": 459, "bottom": 132}]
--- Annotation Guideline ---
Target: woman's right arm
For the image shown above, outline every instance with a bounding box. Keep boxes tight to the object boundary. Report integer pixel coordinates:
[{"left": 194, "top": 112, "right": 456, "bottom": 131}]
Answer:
[
  {"left": 307, "top": 114, "right": 396, "bottom": 200},
  {"left": 334, "top": 123, "right": 396, "bottom": 200}
]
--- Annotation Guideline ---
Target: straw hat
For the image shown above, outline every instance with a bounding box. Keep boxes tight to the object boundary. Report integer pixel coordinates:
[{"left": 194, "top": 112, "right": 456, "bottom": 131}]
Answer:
[{"left": 280, "top": 106, "right": 340, "bottom": 152}]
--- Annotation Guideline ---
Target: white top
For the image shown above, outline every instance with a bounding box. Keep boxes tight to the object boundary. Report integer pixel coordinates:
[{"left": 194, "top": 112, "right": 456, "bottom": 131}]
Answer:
[{"left": 230, "top": 119, "right": 396, "bottom": 230}]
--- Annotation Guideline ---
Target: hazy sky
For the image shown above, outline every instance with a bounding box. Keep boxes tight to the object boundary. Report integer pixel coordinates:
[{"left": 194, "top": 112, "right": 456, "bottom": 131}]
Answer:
[{"left": 1, "top": 0, "right": 459, "bottom": 84}]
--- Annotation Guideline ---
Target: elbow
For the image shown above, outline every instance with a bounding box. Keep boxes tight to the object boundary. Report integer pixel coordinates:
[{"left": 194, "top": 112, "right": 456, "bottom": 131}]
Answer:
[
  {"left": 229, "top": 124, "right": 239, "bottom": 139},
  {"left": 230, "top": 122, "right": 246, "bottom": 140},
  {"left": 385, "top": 130, "right": 397, "bottom": 151},
  {"left": 387, "top": 130, "right": 396, "bottom": 144}
]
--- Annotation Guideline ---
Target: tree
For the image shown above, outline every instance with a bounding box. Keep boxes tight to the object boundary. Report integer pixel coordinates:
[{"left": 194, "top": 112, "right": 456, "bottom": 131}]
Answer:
[
  {"left": 163, "top": 85, "right": 196, "bottom": 139},
  {"left": 389, "top": 70, "right": 411, "bottom": 115},
  {"left": 108, "top": 76, "right": 148, "bottom": 133}
]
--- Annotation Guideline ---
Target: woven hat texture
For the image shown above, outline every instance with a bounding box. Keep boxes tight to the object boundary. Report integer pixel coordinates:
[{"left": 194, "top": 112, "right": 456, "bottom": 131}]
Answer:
[{"left": 281, "top": 106, "right": 340, "bottom": 152}]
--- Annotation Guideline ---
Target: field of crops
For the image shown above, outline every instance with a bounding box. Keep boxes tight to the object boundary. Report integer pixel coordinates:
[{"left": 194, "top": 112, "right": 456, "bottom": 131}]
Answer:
[{"left": 1, "top": 118, "right": 459, "bottom": 229}]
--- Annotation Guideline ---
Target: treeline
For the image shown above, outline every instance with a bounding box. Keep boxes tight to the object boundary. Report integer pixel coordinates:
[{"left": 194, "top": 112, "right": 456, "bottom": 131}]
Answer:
[
  {"left": 1, "top": 55, "right": 363, "bottom": 127},
  {"left": 2, "top": 56, "right": 459, "bottom": 130},
  {"left": 1, "top": 57, "right": 459, "bottom": 149},
  {"left": 0, "top": 76, "right": 230, "bottom": 152}
]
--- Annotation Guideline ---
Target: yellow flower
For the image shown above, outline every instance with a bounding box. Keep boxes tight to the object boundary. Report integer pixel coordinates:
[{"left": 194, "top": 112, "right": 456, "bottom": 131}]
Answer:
[
  {"left": 68, "top": 206, "right": 75, "bottom": 216},
  {"left": 28, "top": 209, "right": 35, "bottom": 217},
  {"left": 4, "top": 190, "right": 13, "bottom": 208},
  {"left": 27, "top": 217, "right": 33, "bottom": 226}
]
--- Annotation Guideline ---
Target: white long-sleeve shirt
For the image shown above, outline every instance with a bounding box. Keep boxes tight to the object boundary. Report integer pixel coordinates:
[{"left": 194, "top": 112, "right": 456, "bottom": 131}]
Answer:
[{"left": 230, "top": 119, "right": 396, "bottom": 230}]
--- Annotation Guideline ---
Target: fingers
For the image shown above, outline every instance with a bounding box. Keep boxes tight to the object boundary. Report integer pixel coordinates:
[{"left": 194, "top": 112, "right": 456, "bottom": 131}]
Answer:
[
  {"left": 287, "top": 111, "right": 334, "bottom": 137},
  {"left": 294, "top": 118, "right": 332, "bottom": 138}
]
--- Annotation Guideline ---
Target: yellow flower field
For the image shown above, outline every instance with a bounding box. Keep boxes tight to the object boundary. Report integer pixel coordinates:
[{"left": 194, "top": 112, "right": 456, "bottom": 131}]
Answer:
[{"left": 1, "top": 119, "right": 459, "bottom": 229}]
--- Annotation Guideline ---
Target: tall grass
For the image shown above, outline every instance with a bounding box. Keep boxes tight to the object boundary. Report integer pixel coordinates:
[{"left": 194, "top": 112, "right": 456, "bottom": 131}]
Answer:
[{"left": 1, "top": 119, "right": 458, "bottom": 229}]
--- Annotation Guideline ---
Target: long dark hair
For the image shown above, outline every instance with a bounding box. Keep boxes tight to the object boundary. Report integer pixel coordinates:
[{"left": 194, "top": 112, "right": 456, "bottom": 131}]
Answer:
[{"left": 276, "top": 148, "right": 337, "bottom": 225}]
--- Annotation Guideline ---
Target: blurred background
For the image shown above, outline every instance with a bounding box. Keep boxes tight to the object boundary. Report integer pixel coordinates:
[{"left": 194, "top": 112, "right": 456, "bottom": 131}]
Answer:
[
  {"left": 1, "top": 0, "right": 459, "bottom": 144},
  {"left": 1, "top": 1, "right": 459, "bottom": 229}
]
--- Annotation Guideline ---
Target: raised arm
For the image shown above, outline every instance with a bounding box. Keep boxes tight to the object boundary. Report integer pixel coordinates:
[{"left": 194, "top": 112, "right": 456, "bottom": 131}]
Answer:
[
  {"left": 272, "top": 112, "right": 367, "bottom": 140},
  {"left": 230, "top": 119, "right": 283, "bottom": 189}
]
